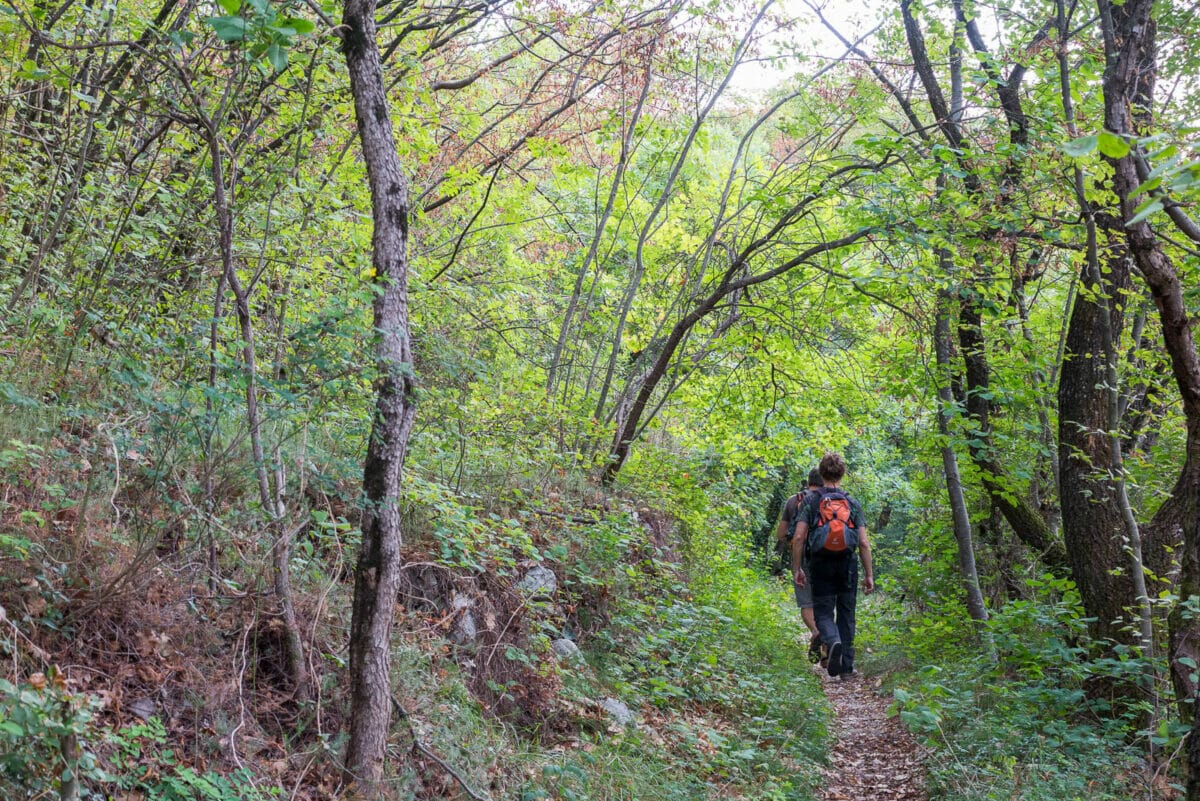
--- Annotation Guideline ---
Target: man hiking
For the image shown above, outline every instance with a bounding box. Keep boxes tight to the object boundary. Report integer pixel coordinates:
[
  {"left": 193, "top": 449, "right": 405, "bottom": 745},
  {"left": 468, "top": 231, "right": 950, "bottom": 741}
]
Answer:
[
  {"left": 792, "top": 452, "right": 874, "bottom": 679},
  {"left": 776, "top": 469, "right": 825, "bottom": 662}
]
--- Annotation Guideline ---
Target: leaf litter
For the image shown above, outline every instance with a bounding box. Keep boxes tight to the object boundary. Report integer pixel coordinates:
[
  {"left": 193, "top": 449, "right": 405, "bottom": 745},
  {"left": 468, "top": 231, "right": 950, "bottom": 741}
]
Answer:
[{"left": 817, "top": 670, "right": 927, "bottom": 801}]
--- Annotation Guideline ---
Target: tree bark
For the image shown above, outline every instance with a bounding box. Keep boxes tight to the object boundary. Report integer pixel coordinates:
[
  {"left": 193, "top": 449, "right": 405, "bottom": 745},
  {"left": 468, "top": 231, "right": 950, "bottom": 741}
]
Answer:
[
  {"left": 1092, "top": 1, "right": 1200, "bottom": 792},
  {"left": 1056, "top": 222, "right": 1138, "bottom": 645},
  {"left": 900, "top": 0, "right": 1067, "bottom": 571},
  {"left": 957, "top": 284, "right": 1067, "bottom": 570},
  {"left": 341, "top": 0, "right": 419, "bottom": 792},
  {"left": 190, "top": 70, "right": 309, "bottom": 701},
  {"left": 935, "top": 285, "right": 987, "bottom": 623},
  {"left": 1048, "top": 0, "right": 1163, "bottom": 668}
]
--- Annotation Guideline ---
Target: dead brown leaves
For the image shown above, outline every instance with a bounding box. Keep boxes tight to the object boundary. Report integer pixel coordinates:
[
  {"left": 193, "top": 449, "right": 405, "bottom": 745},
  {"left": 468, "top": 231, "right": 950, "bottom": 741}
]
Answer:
[{"left": 819, "top": 672, "right": 928, "bottom": 801}]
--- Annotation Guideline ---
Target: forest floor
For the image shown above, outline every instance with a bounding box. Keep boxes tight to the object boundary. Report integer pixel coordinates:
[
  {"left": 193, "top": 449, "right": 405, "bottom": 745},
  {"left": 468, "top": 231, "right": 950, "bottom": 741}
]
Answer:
[{"left": 817, "top": 668, "right": 927, "bottom": 801}]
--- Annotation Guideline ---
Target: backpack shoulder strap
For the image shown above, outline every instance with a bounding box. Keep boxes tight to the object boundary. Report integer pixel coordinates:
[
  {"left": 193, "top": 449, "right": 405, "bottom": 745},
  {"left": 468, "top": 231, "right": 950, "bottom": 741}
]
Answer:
[
  {"left": 798, "top": 489, "right": 820, "bottom": 522},
  {"left": 819, "top": 487, "right": 848, "bottom": 501}
]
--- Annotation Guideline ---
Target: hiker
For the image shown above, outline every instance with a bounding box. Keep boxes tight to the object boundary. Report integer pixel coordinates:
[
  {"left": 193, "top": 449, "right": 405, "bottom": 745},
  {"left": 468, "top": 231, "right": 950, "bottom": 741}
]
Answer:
[
  {"left": 792, "top": 452, "right": 874, "bottom": 680},
  {"left": 776, "top": 469, "right": 825, "bottom": 662}
]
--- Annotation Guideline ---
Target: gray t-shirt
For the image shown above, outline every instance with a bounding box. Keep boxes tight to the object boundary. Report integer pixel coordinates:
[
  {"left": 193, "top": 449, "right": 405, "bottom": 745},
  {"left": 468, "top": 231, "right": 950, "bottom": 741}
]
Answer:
[{"left": 783, "top": 488, "right": 823, "bottom": 541}]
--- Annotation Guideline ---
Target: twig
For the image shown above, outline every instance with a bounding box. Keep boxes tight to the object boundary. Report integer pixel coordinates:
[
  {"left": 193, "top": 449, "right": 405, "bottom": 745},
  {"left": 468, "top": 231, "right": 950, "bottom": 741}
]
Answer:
[
  {"left": 299, "top": 0, "right": 338, "bottom": 31},
  {"left": 228, "top": 622, "right": 253, "bottom": 777},
  {"left": 1150, "top": 731, "right": 1188, "bottom": 797},
  {"left": 288, "top": 749, "right": 321, "bottom": 801},
  {"left": 98, "top": 423, "right": 122, "bottom": 528},
  {"left": 400, "top": 561, "right": 457, "bottom": 572},
  {"left": 483, "top": 603, "right": 525, "bottom": 673},
  {"left": 530, "top": 508, "right": 601, "bottom": 525},
  {"left": 390, "top": 696, "right": 493, "bottom": 801}
]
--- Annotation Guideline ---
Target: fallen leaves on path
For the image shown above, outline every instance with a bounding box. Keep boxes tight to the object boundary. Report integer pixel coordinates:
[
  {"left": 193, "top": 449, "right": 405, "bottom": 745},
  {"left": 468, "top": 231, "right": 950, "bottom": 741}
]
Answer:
[{"left": 819, "top": 671, "right": 927, "bottom": 801}]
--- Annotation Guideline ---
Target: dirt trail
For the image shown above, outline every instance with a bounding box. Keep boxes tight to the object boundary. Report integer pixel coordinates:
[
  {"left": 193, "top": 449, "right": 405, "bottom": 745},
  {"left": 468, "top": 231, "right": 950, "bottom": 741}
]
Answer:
[{"left": 817, "top": 670, "right": 928, "bottom": 801}]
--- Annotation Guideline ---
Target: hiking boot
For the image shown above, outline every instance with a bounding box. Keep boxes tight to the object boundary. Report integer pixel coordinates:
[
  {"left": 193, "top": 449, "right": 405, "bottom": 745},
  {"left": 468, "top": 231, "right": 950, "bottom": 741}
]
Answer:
[
  {"left": 807, "top": 634, "right": 822, "bottom": 664},
  {"left": 826, "top": 641, "right": 843, "bottom": 676},
  {"left": 838, "top": 669, "right": 856, "bottom": 682}
]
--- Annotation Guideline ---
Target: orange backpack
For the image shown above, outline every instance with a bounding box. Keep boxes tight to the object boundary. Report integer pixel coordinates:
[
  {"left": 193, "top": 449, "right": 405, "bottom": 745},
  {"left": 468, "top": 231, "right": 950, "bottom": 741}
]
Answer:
[{"left": 807, "top": 489, "right": 859, "bottom": 557}]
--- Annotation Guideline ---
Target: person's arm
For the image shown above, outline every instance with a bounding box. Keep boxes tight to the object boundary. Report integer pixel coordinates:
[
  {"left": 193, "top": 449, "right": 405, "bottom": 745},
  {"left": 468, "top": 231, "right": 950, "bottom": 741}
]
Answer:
[
  {"left": 775, "top": 507, "right": 789, "bottom": 547},
  {"left": 776, "top": 495, "right": 799, "bottom": 549},
  {"left": 859, "top": 529, "right": 875, "bottom": 594},
  {"left": 792, "top": 520, "right": 809, "bottom": 587}
]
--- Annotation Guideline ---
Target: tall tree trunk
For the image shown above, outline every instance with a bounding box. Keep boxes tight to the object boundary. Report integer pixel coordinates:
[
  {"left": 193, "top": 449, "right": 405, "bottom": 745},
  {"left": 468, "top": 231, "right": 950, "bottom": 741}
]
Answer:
[
  {"left": 1012, "top": 259, "right": 1060, "bottom": 531},
  {"left": 1093, "top": 0, "right": 1200, "bottom": 792},
  {"left": 193, "top": 80, "right": 309, "bottom": 701},
  {"left": 900, "top": 0, "right": 1066, "bottom": 571},
  {"left": 1053, "top": 0, "right": 1158, "bottom": 660},
  {"left": 957, "top": 284, "right": 1066, "bottom": 569},
  {"left": 934, "top": 285, "right": 987, "bottom": 623},
  {"left": 341, "top": 0, "right": 419, "bottom": 792},
  {"left": 1057, "top": 223, "right": 1138, "bottom": 645}
]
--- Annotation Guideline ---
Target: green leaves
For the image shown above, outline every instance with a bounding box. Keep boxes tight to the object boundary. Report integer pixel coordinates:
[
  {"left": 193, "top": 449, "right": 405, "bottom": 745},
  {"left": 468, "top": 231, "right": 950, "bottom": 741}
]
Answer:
[
  {"left": 1097, "top": 131, "right": 1131, "bottom": 158},
  {"left": 207, "top": 14, "right": 247, "bottom": 41},
  {"left": 1062, "top": 131, "right": 1130, "bottom": 159},
  {"left": 266, "top": 43, "right": 288, "bottom": 73},
  {"left": 1060, "top": 129, "right": 1200, "bottom": 227},
  {"left": 284, "top": 17, "right": 316, "bottom": 34},
  {"left": 1062, "top": 134, "right": 1097, "bottom": 158},
  {"left": 1127, "top": 197, "right": 1164, "bottom": 226},
  {"left": 204, "top": 1, "right": 317, "bottom": 72}
]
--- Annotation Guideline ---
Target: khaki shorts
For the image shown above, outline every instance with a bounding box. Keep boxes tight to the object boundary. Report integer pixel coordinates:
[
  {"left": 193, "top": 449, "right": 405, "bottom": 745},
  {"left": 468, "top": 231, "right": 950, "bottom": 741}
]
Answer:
[{"left": 793, "top": 565, "right": 813, "bottom": 609}]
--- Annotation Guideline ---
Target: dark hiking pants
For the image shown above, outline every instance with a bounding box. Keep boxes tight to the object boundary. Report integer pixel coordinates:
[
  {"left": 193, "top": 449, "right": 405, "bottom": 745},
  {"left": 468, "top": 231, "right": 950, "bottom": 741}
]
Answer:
[{"left": 810, "top": 554, "right": 858, "bottom": 672}]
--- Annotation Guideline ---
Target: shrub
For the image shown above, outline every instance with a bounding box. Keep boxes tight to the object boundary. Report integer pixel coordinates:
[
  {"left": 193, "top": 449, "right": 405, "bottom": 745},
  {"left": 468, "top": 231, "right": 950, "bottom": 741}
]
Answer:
[
  {"left": 0, "top": 668, "right": 105, "bottom": 800},
  {"left": 889, "top": 576, "right": 1153, "bottom": 800}
]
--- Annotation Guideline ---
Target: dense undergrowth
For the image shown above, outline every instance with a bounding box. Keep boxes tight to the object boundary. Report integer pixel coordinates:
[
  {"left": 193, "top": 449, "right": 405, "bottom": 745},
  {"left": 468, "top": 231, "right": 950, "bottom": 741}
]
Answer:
[
  {"left": 0, "top": 329, "right": 1181, "bottom": 801},
  {"left": 0, "top": 355, "right": 1185, "bottom": 801},
  {"left": 864, "top": 534, "right": 1177, "bottom": 800},
  {"left": 0, "top": 346, "right": 831, "bottom": 801}
]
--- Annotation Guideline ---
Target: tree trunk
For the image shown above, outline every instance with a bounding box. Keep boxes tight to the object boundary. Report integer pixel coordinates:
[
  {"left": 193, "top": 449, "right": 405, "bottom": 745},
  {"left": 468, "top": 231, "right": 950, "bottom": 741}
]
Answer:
[
  {"left": 956, "top": 285, "right": 1067, "bottom": 570},
  {"left": 934, "top": 286, "right": 987, "bottom": 623},
  {"left": 1057, "top": 222, "right": 1139, "bottom": 646},
  {"left": 341, "top": 0, "right": 419, "bottom": 792},
  {"left": 901, "top": 0, "right": 1065, "bottom": 572},
  {"left": 199, "top": 104, "right": 309, "bottom": 701},
  {"left": 1050, "top": 0, "right": 1161, "bottom": 666},
  {"left": 1093, "top": 1, "right": 1200, "bottom": 792}
]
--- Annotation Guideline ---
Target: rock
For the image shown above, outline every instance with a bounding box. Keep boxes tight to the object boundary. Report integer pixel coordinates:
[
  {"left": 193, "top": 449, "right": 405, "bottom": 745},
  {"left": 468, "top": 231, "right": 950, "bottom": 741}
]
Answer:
[
  {"left": 551, "top": 638, "right": 583, "bottom": 663},
  {"left": 599, "top": 696, "right": 635, "bottom": 727},
  {"left": 517, "top": 566, "right": 557, "bottom": 597},
  {"left": 129, "top": 697, "right": 156, "bottom": 721},
  {"left": 451, "top": 610, "right": 477, "bottom": 644},
  {"left": 449, "top": 593, "right": 478, "bottom": 644}
]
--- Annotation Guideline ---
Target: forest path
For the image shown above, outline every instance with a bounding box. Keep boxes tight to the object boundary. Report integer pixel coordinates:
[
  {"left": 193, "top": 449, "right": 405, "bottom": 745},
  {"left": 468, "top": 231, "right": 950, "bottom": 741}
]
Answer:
[{"left": 816, "top": 669, "right": 928, "bottom": 801}]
